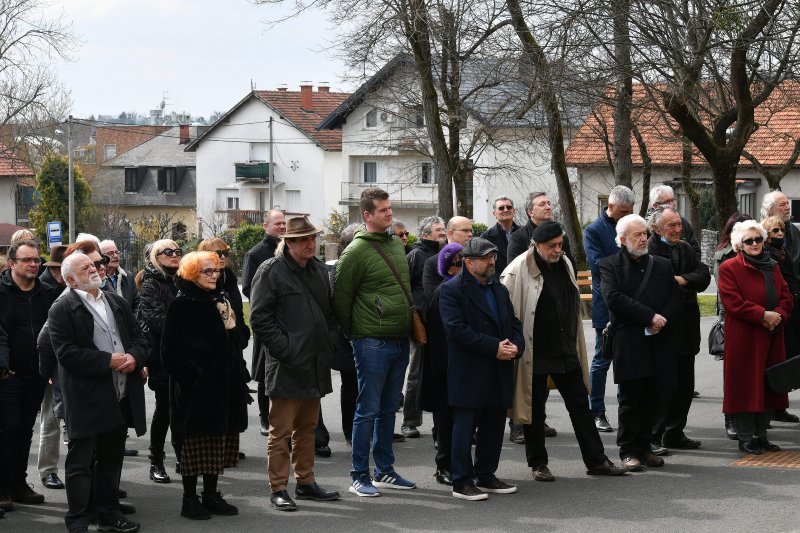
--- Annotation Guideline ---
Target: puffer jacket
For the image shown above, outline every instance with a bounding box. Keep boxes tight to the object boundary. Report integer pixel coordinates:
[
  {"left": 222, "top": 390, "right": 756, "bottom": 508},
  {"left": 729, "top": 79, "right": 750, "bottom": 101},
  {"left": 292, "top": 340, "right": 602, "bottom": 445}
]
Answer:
[
  {"left": 135, "top": 263, "right": 178, "bottom": 387},
  {"left": 333, "top": 226, "right": 412, "bottom": 339}
]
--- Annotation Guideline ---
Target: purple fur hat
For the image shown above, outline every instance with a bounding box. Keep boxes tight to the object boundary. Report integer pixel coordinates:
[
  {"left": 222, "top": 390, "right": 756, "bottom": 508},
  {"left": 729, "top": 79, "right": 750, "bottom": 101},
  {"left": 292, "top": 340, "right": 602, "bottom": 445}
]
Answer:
[{"left": 438, "top": 242, "right": 464, "bottom": 279}]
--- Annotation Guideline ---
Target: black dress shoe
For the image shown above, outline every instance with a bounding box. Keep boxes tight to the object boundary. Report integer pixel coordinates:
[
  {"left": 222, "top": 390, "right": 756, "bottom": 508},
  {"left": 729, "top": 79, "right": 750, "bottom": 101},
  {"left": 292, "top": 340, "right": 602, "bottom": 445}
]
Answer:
[
  {"left": 238, "top": 451, "right": 246, "bottom": 459},
  {"left": 181, "top": 494, "right": 210, "bottom": 520},
  {"left": 315, "top": 444, "right": 332, "bottom": 458},
  {"left": 118, "top": 502, "right": 136, "bottom": 515},
  {"left": 97, "top": 517, "right": 140, "bottom": 532},
  {"left": 202, "top": 490, "right": 238, "bottom": 515},
  {"left": 270, "top": 490, "right": 297, "bottom": 511},
  {"left": 118, "top": 489, "right": 127, "bottom": 499},
  {"left": 295, "top": 482, "right": 340, "bottom": 501},
  {"left": 544, "top": 423, "right": 557, "bottom": 437},
  {"left": 650, "top": 442, "right": 669, "bottom": 456},
  {"left": 42, "top": 473, "right": 65, "bottom": 489},
  {"left": 758, "top": 437, "right": 781, "bottom": 452},
  {"left": 149, "top": 464, "right": 171, "bottom": 484},
  {"left": 594, "top": 414, "right": 613, "bottom": 433},
  {"left": 739, "top": 439, "right": 763, "bottom": 455},
  {"left": 663, "top": 437, "right": 701, "bottom": 450},
  {"left": 725, "top": 415, "right": 737, "bottom": 440},
  {"left": 772, "top": 409, "right": 800, "bottom": 423},
  {"left": 392, "top": 433, "right": 406, "bottom": 442},
  {"left": 434, "top": 470, "right": 453, "bottom": 486},
  {"left": 123, "top": 449, "right": 138, "bottom": 457}
]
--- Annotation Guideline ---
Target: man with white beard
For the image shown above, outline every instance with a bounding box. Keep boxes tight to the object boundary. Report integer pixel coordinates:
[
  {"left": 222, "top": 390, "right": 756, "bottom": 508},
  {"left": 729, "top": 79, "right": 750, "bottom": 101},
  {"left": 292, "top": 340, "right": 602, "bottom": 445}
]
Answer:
[
  {"left": 47, "top": 252, "right": 148, "bottom": 533},
  {"left": 599, "top": 215, "right": 682, "bottom": 472}
]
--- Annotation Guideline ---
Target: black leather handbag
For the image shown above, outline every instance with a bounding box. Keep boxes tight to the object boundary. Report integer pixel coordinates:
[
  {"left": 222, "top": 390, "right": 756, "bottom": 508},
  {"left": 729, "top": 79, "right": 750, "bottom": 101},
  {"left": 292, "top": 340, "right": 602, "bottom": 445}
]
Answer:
[
  {"left": 708, "top": 318, "right": 724, "bottom": 358},
  {"left": 766, "top": 356, "right": 800, "bottom": 394}
]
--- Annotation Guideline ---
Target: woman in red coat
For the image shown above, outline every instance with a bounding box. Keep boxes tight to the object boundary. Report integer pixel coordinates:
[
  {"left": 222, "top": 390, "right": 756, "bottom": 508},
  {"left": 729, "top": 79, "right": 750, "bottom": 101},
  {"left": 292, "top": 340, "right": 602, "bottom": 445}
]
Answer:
[{"left": 718, "top": 220, "right": 793, "bottom": 455}]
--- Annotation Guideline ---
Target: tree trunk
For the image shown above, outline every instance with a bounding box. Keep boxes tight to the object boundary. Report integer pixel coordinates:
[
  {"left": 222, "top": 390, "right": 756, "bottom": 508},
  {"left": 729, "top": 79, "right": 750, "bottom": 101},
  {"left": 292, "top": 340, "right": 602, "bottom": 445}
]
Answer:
[
  {"left": 712, "top": 161, "right": 738, "bottom": 227},
  {"left": 680, "top": 135, "right": 702, "bottom": 232},
  {"left": 632, "top": 125, "right": 651, "bottom": 217},
  {"left": 612, "top": 0, "right": 633, "bottom": 188}
]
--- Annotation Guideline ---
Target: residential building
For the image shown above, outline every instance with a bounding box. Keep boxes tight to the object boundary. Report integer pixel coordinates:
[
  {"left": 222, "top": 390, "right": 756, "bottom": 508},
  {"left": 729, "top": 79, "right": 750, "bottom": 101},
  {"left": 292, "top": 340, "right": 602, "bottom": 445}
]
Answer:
[
  {"left": 0, "top": 143, "right": 36, "bottom": 227},
  {"left": 78, "top": 125, "right": 171, "bottom": 181}
]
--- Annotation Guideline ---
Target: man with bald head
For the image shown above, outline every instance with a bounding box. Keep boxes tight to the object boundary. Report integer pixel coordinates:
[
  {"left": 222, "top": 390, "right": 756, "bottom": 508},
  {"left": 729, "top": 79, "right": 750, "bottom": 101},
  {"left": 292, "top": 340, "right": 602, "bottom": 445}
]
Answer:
[{"left": 422, "top": 216, "right": 474, "bottom": 303}]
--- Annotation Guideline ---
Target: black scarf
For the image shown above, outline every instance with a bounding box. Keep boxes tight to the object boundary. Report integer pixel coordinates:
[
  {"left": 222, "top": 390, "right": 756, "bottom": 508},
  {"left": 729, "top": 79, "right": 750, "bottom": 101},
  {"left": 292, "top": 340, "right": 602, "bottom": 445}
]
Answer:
[{"left": 742, "top": 250, "right": 778, "bottom": 310}]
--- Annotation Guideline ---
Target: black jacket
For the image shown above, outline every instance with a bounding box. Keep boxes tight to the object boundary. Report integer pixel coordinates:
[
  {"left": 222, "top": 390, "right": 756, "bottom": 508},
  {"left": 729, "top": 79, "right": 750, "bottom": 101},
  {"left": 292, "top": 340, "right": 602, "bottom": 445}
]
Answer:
[
  {"left": 241, "top": 233, "right": 279, "bottom": 298},
  {"left": 48, "top": 290, "right": 148, "bottom": 440},
  {"left": 480, "top": 222, "right": 519, "bottom": 275},
  {"left": 0, "top": 270, "right": 58, "bottom": 375},
  {"left": 648, "top": 236, "right": 711, "bottom": 356},
  {"left": 507, "top": 219, "right": 575, "bottom": 269},
  {"left": 161, "top": 278, "right": 249, "bottom": 436},
  {"left": 107, "top": 268, "right": 138, "bottom": 312},
  {"left": 40, "top": 267, "right": 65, "bottom": 291},
  {"left": 600, "top": 250, "right": 682, "bottom": 389},
  {"left": 135, "top": 264, "right": 178, "bottom": 388},
  {"left": 419, "top": 284, "right": 448, "bottom": 412},
  {"left": 250, "top": 254, "right": 337, "bottom": 398},
  {"left": 407, "top": 238, "right": 440, "bottom": 314},
  {"left": 422, "top": 252, "right": 445, "bottom": 306}
]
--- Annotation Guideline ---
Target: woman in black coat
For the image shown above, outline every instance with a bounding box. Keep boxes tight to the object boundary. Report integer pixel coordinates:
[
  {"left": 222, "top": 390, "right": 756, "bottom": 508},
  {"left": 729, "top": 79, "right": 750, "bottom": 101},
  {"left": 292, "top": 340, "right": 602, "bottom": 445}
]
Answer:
[
  {"left": 135, "top": 239, "right": 181, "bottom": 484},
  {"left": 161, "top": 251, "right": 249, "bottom": 520}
]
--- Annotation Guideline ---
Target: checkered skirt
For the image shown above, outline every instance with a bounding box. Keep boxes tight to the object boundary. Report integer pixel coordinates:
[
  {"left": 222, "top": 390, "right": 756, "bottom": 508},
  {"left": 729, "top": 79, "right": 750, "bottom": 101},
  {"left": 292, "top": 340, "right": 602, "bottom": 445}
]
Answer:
[{"left": 180, "top": 433, "right": 240, "bottom": 476}]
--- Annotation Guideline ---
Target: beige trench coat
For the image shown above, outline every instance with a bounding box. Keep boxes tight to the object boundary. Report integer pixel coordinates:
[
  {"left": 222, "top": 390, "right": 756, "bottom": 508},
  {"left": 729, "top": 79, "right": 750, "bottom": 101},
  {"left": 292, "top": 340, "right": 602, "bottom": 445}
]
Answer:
[{"left": 500, "top": 249, "right": 589, "bottom": 425}]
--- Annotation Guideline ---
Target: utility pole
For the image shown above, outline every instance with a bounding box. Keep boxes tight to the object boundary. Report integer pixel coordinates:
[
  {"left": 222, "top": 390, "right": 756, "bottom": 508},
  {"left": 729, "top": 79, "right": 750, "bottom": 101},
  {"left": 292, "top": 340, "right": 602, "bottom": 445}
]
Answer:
[
  {"left": 67, "top": 115, "right": 75, "bottom": 242},
  {"left": 268, "top": 116, "right": 274, "bottom": 210}
]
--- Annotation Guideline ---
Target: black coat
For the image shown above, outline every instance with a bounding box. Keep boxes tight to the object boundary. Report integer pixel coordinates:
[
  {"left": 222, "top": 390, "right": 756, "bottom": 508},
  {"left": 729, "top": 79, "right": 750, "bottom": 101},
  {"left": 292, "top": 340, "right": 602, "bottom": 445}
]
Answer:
[
  {"left": 407, "top": 238, "right": 440, "bottom": 314},
  {"left": 250, "top": 254, "right": 337, "bottom": 398},
  {"left": 241, "top": 234, "right": 279, "bottom": 298},
  {"left": 48, "top": 290, "right": 148, "bottom": 440},
  {"left": 507, "top": 219, "right": 575, "bottom": 269},
  {"left": 422, "top": 252, "right": 444, "bottom": 306},
  {"left": 135, "top": 264, "right": 178, "bottom": 388},
  {"left": 419, "top": 284, "right": 447, "bottom": 412},
  {"left": 648, "top": 236, "right": 711, "bottom": 356},
  {"left": 107, "top": 268, "right": 138, "bottom": 312},
  {"left": 439, "top": 268, "right": 525, "bottom": 408},
  {"left": 600, "top": 250, "right": 682, "bottom": 389},
  {"left": 40, "top": 267, "right": 65, "bottom": 291},
  {"left": 161, "top": 278, "right": 249, "bottom": 436},
  {"left": 480, "top": 222, "right": 519, "bottom": 275}
]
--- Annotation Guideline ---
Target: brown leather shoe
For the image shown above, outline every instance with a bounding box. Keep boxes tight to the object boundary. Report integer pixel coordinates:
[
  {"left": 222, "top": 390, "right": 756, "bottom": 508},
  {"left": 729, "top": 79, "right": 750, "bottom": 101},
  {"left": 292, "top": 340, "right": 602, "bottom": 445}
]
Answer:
[
  {"left": 532, "top": 465, "right": 555, "bottom": 482},
  {"left": 586, "top": 460, "right": 628, "bottom": 476},
  {"left": 642, "top": 453, "right": 665, "bottom": 467},
  {"left": 621, "top": 456, "right": 642, "bottom": 472}
]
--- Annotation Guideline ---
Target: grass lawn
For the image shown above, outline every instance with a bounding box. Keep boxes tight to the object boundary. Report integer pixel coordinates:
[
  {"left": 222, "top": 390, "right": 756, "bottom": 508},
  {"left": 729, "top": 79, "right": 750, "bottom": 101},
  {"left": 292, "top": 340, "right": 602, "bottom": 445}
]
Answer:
[
  {"left": 243, "top": 302, "right": 251, "bottom": 327},
  {"left": 698, "top": 294, "right": 717, "bottom": 317}
]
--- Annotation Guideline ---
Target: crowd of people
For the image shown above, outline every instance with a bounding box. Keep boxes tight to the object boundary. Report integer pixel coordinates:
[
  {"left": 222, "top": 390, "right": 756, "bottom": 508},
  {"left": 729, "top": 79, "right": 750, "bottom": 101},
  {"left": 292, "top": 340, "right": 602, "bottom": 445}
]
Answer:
[{"left": 0, "top": 185, "right": 797, "bottom": 531}]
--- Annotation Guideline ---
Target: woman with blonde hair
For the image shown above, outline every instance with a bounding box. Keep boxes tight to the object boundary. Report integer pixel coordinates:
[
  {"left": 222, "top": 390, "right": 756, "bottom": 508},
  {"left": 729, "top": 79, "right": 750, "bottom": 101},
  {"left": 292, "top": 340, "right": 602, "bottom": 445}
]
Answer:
[
  {"left": 135, "top": 239, "right": 182, "bottom": 484},
  {"left": 161, "top": 251, "right": 249, "bottom": 519}
]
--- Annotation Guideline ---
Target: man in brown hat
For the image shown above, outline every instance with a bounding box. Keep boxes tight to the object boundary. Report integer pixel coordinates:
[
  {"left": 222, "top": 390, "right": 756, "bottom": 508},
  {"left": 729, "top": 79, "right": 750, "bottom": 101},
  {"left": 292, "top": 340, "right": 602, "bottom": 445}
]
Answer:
[
  {"left": 40, "top": 245, "right": 67, "bottom": 290},
  {"left": 250, "top": 216, "right": 341, "bottom": 511}
]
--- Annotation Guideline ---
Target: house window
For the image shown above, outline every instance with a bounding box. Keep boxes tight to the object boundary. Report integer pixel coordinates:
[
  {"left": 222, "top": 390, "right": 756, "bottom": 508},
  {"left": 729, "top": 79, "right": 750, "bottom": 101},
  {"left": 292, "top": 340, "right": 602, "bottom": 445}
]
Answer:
[
  {"left": 124, "top": 168, "right": 138, "bottom": 193},
  {"left": 226, "top": 196, "right": 239, "bottom": 210},
  {"left": 597, "top": 195, "right": 609, "bottom": 219},
  {"left": 738, "top": 193, "right": 755, "bottom": 218},
  {"left": 363, "top": 162, "right": 377, "bottom": 183},
  {"left": 158, "top": 167, "right": 178, "bottom": 192},
  {"left": 421, "top": 162, "right": 436, "bottom": 184},
  {"left": 365, "top": 109, "right": 378, "bottom": 129},
  {"left": 250, "top": 142, "right": 268, "bottom": 161},
  {"left": 286, "top": 190, "right": 301, "bottom": 212},
  {"left": 104, "top": 144, "right": 117, "bottom": 160},
  {"left": 413, "top": 105, "right": 425, "bottom": 128}
]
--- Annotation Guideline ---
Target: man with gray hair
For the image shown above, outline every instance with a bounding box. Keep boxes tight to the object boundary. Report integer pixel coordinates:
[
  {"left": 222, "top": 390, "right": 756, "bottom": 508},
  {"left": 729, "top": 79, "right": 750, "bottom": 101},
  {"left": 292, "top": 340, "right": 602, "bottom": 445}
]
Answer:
[
  {"left": 100, "top": 240, "right": 136, "bottom": 311},
  {"left": 583, "top": 185, "right": 634, "bottom": 432},
  {"left": 481, "top": 196, "right": 520, "bottom": 276},
  {"left": 507, "top": 192, "right": 575, "bottom": 267},
  {"left": 647, "top": 185, "right": 700, "bottom": 257}
]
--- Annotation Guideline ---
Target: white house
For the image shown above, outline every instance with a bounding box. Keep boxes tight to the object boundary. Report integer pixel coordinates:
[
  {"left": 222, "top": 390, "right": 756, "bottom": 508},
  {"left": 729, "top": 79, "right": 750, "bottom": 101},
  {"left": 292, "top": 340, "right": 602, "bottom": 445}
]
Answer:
[{"left": 186, "top": 86, "right": 350, "bottom": 230}]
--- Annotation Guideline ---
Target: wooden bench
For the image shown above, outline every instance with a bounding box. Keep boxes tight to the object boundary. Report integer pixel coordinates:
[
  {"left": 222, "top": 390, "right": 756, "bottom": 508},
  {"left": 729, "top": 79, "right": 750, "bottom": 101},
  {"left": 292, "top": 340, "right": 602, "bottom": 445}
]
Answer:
[{"left": 577, "top": 270, "right": 592, "bottom": 302}]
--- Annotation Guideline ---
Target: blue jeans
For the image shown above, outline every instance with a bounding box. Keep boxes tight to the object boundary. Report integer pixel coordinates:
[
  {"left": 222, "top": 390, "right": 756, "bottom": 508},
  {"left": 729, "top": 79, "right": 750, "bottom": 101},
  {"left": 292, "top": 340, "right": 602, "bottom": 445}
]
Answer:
[
  {"left": 589, "top": 328, "right": 611, "bottom": 415},
  {"left": 350, "top": 337, "right": 409, "bottom": 479},
  {"left": 0, "top": 374, "right": 46, "bottom": 486}
]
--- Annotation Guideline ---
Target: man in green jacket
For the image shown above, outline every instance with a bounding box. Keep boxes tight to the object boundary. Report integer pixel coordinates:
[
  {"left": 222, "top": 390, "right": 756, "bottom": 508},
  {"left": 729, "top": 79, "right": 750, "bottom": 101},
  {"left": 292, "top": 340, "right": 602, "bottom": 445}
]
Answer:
[{"left": 334, "top": 187, "right": 415, "bottom": 497}]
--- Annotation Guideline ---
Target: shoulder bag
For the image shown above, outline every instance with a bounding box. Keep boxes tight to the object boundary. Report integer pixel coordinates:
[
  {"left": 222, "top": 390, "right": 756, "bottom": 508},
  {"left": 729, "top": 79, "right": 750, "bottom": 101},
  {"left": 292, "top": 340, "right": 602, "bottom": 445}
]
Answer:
[
  {"left": 601, "top": 257, "right": 654, "bottom": 360},
  {"left": 367, "top": 240, "right": 427, "bottom": 345}
]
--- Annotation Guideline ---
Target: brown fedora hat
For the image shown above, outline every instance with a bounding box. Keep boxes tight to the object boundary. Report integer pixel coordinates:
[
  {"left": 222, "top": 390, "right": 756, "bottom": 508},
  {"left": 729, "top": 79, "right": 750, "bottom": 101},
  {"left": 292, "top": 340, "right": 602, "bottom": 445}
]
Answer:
[
  {"left": 44, "top": 244, "right": 68, "bottom": 267},
  {"left": 282, "top": 216, "right": 322, "bottom": 239}
]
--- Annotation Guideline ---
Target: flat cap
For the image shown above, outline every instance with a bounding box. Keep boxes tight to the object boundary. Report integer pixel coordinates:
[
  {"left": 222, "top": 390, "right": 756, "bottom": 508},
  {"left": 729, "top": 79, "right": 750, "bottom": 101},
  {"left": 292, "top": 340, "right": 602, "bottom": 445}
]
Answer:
[
  {"left": 461, "top": 237, "right": 498, "bottom": 258},
  {"left": 532, "top": 220, "right": 563, "bottom": 243}
]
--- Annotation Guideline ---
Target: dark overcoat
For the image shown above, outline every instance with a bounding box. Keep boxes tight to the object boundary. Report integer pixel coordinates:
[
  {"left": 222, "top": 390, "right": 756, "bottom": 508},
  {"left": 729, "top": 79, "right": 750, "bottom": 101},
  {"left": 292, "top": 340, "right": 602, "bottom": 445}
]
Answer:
[
  {"left": 242, "top": 234, "right": 279, "bottom": 382},
  {"left": 718, "top": 252, "right": 792, "bottom": 413},
  {"left": 161, "top": 278, "right": 249, "bottom": 436},
  {"left": 600, "top": 250, "right": 682, "bottom": 389},
  {"left": 439, "top": 269, "right": 524, "bottom": 409},
  {"left": 48, "top": 290, "right": 148, "bottom": 440},
  {"left": 480, "top": 221, "right": 519, "bottom": 276},
  {"left": 419, "top": 284, "right": 447, "bottom": 413}
]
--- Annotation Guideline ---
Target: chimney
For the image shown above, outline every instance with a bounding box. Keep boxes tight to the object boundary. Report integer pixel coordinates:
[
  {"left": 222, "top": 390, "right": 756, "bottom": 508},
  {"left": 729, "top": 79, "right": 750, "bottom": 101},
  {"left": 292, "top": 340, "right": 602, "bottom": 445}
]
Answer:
[
  {"left": 318, "top": 82, "right": 330, "bottom": 93},
  {"left": 179, "top": 124, "right": 190, "bottom": 144},
  {"left": 300, "top": 82, "right": 313, "bottom": 111},
  {"left": 277, "top": 84, "right": 288, "bottom": 92}
]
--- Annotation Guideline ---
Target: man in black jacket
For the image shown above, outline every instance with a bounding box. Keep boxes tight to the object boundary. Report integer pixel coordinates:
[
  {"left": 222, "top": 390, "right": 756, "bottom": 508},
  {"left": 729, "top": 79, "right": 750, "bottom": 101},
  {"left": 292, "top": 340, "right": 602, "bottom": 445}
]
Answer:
[
  {"left": 480, "top": 196, "right": 519, "bottom": 276},
  {"left": 648, "top": 208, "right": 711, "bottom": 453},
  {"left": 0, "top": 240, "right": 58, "bottom": 511},
  {"left": 422, "top": 216, "right": 473, "bottom": 304},
  {"left": 100, "top": 240, "right": 137, "bottom": 311},
  {"left": 242, "top": 209, "right": 286, "bottom": 436},
  {"left": 48, "top": 252, "right": 147, "bottom": 533},
  {"left": 600, "top": 214, "right": 682, "bottom": 471},
  {"left": 507, "top": 192, "right": 575, "bottom": 268}
]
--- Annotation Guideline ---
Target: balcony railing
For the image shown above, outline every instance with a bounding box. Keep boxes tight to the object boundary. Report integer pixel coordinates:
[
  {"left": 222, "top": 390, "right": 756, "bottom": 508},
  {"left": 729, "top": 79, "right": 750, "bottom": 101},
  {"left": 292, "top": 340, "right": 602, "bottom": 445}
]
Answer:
[
  {"left": 341, "top": 181, "right": 436, "bottom": 206},
  {"left": 218, "top": 209, "right": 267, "bottom": 228},
  {"left": 234, "top": 162, "right": 270, "bottom": 181}
]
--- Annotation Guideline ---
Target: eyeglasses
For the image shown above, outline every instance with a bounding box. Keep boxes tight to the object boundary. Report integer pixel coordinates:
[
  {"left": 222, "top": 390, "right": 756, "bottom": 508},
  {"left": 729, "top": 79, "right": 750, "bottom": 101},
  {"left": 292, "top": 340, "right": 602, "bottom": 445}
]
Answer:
[
  {"left": 742, "top": 236, "right": 765, "bottom": 246},
  {"left": 769, "top": 227, "right": 784, "bottom": 234},
  {"left": 14, "top": 257, "right": 41, "bottom": 264},
  {"left": 104, "top": 250, "right": 120, "bottom": 256},
  {"left": 215, "top": 249, "right": 231, "bottom": 258},
  {"left": 451, "top": 260, "right": 463, "bottom": 267},
  {"left": 200, "top": 268, "right": 223, "bottom": 277},
  {"left": 157, "top": 248, "right": 183, "bottom": 257},
  {"left": 495, "top": 205, "right": 514, "bottom": 211},
  {"left": 396, "top": 231, "right": 409, "bottom": 237},
  {"left": 454, "top": 228, "right": 473, "bottom": 234}
]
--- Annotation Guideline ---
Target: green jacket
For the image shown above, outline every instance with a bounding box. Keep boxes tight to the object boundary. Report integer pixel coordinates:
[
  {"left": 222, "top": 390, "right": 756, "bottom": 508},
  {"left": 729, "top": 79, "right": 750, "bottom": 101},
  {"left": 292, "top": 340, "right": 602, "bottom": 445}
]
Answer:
[{"left": 334, "top": 226, "right": 412, "bottom": 339}]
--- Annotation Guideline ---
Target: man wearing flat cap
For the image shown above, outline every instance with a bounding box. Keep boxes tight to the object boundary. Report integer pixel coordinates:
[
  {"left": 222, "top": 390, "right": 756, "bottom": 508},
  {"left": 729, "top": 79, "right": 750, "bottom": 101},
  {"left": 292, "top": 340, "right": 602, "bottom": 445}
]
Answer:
[
  {"left": 439, "top": 237, "right": 524, "bottom": 501},
  {"left": 250, "top": 216, "right": 341, "bottom": 511},
  {"left": 502, "top": 221, "right": 627, "bottom": 482}
]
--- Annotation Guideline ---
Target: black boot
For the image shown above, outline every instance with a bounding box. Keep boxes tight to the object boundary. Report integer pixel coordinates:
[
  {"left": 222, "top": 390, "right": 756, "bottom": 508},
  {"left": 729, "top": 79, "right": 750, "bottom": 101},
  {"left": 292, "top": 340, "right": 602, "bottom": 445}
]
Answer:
[
  {"left": 202, "top": 491, "right": 238, "bottom": 515},
  {"left": 150, "top": 462, "right": 171, "bottom": 484},
  {"left": 181, "top": 494, "right": 211, "bottom": 520},
  {"left": 724, "top": 414, "right": 737, "bottom": 440}
]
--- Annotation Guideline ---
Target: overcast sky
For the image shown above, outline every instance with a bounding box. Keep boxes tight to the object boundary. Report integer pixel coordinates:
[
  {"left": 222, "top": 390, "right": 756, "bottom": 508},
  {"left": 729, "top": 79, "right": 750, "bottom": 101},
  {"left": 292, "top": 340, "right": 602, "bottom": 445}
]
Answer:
[{"left": 48, "top": 0, "right": 350, "bottom": 120}]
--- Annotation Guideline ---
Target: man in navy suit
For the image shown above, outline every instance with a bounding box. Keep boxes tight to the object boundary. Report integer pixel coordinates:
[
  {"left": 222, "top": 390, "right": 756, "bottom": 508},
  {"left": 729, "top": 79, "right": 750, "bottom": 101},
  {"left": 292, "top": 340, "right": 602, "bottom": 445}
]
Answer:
[{"left": 439, "top": 238, "right": 524, "bottom": 501}]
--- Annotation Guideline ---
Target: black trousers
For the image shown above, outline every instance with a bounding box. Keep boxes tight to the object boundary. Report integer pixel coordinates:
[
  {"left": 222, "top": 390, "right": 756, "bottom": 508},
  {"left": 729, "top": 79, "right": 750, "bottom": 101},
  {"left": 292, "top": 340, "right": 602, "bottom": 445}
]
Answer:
[
  {"left": 315, "top": 411, "right": 329, "bottom": 447},
  {"left": 523, "top": 368, "right": 607, "bottom": 468},
  {"left": 339, "top": 371, "right": 358, "bottom": 440},
  {"left": 429, "top": 373, "right": 453, "bottom": 472},
  {"left": 0, "top": 374, "right": 45, "bottom": 487},
  {"left": 258, "top": 381, "right": 270, "bottom": 424},
  {"left": 451, "top": 405, "right": 506, "bottom": 488},
  {"left": 64, "top": 424, "right": 127, "bottom": 531},
  {"left": 617, "top": 375, "right": 659, "bottom": 460},
  {"left": 149, "top": 382, "right": 174, "bottom": 461},
  {"left": 652, "top": 353, "right": 695, "bottom": 445}
]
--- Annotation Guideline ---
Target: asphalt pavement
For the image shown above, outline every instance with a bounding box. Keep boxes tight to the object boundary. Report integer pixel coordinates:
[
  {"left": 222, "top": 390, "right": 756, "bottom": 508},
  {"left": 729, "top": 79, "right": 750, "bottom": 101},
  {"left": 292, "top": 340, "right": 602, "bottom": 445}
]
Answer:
[{"left": 10, "top": 317, "right": 800, "bottom": 532}]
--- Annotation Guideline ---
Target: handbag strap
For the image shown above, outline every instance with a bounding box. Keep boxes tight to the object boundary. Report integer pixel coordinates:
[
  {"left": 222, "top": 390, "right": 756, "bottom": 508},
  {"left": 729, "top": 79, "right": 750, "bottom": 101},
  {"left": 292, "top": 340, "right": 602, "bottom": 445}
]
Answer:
[{"left": 367, "top": 240, "right": 414, "bottom": 308}]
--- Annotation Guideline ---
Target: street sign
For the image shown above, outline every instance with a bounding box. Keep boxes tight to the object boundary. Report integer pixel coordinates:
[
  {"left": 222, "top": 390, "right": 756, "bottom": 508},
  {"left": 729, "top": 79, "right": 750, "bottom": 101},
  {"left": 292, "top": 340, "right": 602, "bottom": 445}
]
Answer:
[{"left": 47, "top": 221, "right": 62, "bottom": 250}]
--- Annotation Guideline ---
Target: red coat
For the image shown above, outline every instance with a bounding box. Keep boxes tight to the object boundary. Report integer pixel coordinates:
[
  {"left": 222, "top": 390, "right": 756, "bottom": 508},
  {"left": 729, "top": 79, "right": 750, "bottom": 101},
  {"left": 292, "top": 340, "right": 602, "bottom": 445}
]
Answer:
[{"left": 718, "top": 252, "right": 792, "bottom": 413}]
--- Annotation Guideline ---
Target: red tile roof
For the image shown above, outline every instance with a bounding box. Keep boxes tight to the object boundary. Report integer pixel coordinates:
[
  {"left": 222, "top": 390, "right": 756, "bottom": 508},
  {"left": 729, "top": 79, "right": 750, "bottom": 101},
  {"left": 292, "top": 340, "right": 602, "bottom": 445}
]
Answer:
[
  {"left": 255, "top": 90, "right": 351, "bottom": 151},
  {"left": 565, "top": 81, "right": 800, "bottom": 168},
  {"left": 0, "top": 143, "right": 33, "bottom": 177}
]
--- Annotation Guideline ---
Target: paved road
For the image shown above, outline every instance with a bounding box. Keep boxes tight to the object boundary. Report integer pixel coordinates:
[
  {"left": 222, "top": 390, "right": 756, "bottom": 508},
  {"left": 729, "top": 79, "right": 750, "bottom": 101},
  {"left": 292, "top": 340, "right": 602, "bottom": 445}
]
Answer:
[{"left": 10, "top": 317, "right": 800, "bottom": 532}]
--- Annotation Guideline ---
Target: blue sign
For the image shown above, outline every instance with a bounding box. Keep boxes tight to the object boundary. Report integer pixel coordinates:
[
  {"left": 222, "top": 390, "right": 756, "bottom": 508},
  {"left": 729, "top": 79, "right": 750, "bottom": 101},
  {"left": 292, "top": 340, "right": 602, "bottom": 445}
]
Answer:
[{"left": 47, "top": 221, "right": 62, "bottom": 250}]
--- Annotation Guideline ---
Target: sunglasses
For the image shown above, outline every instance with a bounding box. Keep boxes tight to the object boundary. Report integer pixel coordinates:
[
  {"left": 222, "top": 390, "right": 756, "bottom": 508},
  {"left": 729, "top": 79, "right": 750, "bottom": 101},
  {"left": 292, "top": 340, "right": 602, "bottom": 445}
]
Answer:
[
  {"left": 495, "top": 205, "right": 514, "bottom": 211},
  {"left": 396, "top": 231, "right": 410, "bottom": 237},
  {"left": 93, "top": 256, "right": 110, "bottom": 270},
  {"left": 200, "top": 268, "right": 223, "bottom": 277},
  {"left": 742, "top": 236, "right": 765, "bottom": 246},
  {"left": 157, "top": 248, "right": 183, "bottom": 257},
  {"left": 215, "top": 249, "right": 231, "bottom": 258},
  {"left": 769, "top": 227, "right": 784, "bottom": 234}
]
